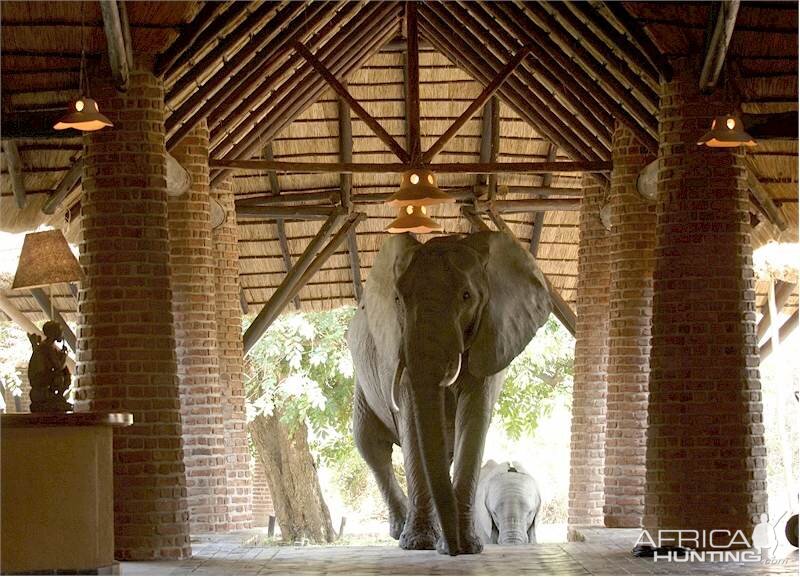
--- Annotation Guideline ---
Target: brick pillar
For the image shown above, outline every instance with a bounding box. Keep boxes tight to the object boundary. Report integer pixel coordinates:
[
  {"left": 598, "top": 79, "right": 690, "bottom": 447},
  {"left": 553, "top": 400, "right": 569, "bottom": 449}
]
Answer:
[
  {"left": 169, "top": 120, "right": 229, "bottom": 533},
  {"left": 604, "top": 123, "right": 656, "bottom": 528},
  {"left": 250, "top": 458, "right": 275, "bottom": 527},
  {"left": 75, "top": 67, "right": 191, "bottom": 559},
  {"left": 568, "top": 175, "right": 610, "bottom": 531},
  {"left": 644, "top": 57, "right": 767, "bottom": 540},
  {"left": 212, "top": 179, "right": 253, "bottom": 530}
]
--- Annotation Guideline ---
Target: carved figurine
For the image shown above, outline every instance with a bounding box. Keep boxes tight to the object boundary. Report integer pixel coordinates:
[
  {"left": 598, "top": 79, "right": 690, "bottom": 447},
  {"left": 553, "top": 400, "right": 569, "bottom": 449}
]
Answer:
[{"left": 28, "top": 321, "right": 72, "bottom": 412}]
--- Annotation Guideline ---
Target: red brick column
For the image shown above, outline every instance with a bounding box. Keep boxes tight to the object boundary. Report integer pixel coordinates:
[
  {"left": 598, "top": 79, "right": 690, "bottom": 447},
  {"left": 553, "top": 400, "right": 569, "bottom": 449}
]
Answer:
[
  {"left": 644, "top": 57, "right": 767, "bottom": 540},
  {"left": 568, "top": 175, "right": 610, "bottom": 531},
  {"left": 212, "top": 179, "right": 253, "bottom": 530},
  {"left": 251, "top": 458, "right": 275, "bottom": 527},
  {"left": 75, "top": 67, "right": 191, "bottom": 559},
  {"left": 604, "top": 123, "right": 656, "bottom": 528},
  {"left": 169, "top": 120, "right": 229, "bottom": 533}
]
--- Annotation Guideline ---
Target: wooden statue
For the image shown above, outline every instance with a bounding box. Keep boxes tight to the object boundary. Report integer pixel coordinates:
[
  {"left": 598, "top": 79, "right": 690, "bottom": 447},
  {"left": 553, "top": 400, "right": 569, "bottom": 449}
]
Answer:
[{"left": 28, "top": 321, "right": 72, "bottom": 412}]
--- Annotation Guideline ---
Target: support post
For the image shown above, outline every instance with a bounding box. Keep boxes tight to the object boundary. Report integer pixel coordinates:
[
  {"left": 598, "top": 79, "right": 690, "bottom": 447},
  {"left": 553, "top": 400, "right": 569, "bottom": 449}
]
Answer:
[
  {"left": 530, "top": 144, "right": 557, "bottom": 256},
  {"left": 699, "top": 0, "right": 740, "bottom": 92},
  {"left": 2, "top": 141, "right": 26, "bottom": 209},
  {"left": 99, "top": 0, "right": 131, "bottom": 92},
  {"left": 29, "top": 287, "right": 77, "bottom": 352}
]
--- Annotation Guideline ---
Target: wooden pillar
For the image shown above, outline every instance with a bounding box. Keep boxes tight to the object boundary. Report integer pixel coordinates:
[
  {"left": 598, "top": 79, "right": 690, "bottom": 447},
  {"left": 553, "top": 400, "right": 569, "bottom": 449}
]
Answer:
[
  {"left": 644, "top": 57, "right": 767, "bottom": 540},
  {"left": 568, "top": 175, "right": 610, "bottom": 531},
  {"left": 212, "top": 178, "right": 253, "bottom": 530},
  {"left": 75, "top": 64, "right": 190, "bottom": 560},
  {"left": 168, "top": 119, "right": 229, "bottom": 533},
  {"left": 604, "top": 123, "right": 656, "bottom": 528}
]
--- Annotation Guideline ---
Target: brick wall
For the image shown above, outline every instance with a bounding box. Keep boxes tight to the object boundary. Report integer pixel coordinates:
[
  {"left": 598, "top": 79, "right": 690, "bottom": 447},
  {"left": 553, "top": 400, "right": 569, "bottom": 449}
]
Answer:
[
  {"left": 75, "top": 67, "right": 191, "bottom": 560},
  {"left": 644, "top": 57, "right": 767, "bottom": 539},
  {"left": 169, "top": 120, "right": 229, "bottom": 533},
  {"left": 604, "top": 123, "right": 656, "bottom": 528},
  {"left": 568, "top": 175, "right": 610, "bottom": 530},
  {"left": 212, "top": 179, "right": 253, "bottom": 530},
  {"left": 251, "top": 457, "right": 275, "bottom": 526}
]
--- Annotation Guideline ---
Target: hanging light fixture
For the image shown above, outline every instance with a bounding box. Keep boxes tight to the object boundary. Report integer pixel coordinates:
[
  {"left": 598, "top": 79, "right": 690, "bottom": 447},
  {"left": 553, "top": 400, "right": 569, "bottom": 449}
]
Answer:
[
  {"left": 386, "top": 204, "right": 442, "bottom": 234},
  {"left": 53, "top": 1, "right": 113, "bottom": 133},
  {"left": 697, "top": 114, "right": 755, "bottom": 148},
  {"left": 386, "top": 169, "right": 454, "bottom": 207}
]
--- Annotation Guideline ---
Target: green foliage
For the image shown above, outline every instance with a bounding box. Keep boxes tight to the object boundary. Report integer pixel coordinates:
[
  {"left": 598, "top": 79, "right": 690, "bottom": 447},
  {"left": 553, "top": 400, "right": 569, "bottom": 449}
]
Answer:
[
  {"left": 244, "top": 307, "right": 357, "bottom": 467},
  {"left": 0, "top": 321, "right": 30, "bottom": 405},
  {"left": 495, "top": 318, "right": 575, "bottom": 440}
]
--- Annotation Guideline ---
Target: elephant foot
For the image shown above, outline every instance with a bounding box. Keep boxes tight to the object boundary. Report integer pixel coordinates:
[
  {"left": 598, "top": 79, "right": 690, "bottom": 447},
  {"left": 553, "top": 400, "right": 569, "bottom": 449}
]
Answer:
[
  {"left": 434, "top": 533, "right": 483, "bottom": 556},
  {"left": 389, "top": 510, "right": 406, "bottom": 541},
  {"left": 399, "top": 522, "right": 439, "bottom": 550}
]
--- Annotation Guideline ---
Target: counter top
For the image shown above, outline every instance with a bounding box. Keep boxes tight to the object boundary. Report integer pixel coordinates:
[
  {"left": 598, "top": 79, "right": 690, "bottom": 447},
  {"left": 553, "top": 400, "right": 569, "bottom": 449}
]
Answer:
[{"left": 1, "top": 411, "right": 133, "bottom": 428}]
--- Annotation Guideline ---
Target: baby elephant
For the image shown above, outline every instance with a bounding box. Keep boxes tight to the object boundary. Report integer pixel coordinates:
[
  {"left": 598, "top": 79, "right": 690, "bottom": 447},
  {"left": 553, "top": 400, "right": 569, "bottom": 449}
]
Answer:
[{"left": 475, "top": 460, "right": 541, "bottom": 545}]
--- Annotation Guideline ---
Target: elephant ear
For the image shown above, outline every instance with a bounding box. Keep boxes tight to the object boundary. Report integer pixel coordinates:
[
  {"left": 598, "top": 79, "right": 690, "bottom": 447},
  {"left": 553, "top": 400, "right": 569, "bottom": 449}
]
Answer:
[
  {"left": 364, "top": 233, "right": 420, "bottom": 365},
  {"left": 462, "top": 231, "right": 552, "bottom": 377}
]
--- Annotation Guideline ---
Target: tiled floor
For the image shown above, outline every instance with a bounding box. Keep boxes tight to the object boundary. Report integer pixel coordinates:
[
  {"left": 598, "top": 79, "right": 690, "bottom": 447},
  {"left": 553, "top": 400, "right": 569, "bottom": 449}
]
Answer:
[{"left": 122, "top": 528, "right": 799, "bottom": 576}]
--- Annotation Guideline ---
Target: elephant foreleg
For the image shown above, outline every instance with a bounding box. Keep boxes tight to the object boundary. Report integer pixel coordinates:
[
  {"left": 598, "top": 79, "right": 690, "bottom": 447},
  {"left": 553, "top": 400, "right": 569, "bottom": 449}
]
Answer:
[
  {"left": 452, "top": 372, "right": 502, "bottom": 554},
  {"left": 353, "top": 385, "right": 407, "bottom": 540}
]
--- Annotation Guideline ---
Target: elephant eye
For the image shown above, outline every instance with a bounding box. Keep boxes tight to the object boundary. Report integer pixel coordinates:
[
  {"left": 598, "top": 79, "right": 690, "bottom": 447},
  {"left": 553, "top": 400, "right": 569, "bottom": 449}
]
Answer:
[{"left": 462, "top": 291, "right": 471, "bottom": 301}]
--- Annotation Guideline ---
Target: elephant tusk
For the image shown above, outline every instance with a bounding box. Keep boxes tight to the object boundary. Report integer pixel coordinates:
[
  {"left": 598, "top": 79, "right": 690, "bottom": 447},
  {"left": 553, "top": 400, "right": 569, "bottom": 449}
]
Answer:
[{"left": 441, "top": 354, "right": 461, "bottom": 387}]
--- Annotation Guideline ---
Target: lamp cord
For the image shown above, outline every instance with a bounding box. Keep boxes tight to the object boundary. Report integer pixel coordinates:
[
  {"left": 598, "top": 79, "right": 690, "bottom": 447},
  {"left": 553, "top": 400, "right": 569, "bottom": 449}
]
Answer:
[{"left": 79, "top": 0, "right": 88, "bottom": 97}]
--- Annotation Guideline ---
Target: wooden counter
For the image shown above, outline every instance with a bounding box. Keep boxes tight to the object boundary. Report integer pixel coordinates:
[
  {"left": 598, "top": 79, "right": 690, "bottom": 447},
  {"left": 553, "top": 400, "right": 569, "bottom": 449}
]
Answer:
[{"left": 1, "top": 411, "right": 133, "bottom": 575}]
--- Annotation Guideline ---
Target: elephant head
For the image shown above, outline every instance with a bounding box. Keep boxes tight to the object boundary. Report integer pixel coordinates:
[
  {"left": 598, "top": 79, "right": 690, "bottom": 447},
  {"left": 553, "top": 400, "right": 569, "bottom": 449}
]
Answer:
[
  {"left": 364, "top": 231, "right": 551, "bottom": 553},
  {"left": 475, "top": 460, "right": 542, "bottom": 545}
]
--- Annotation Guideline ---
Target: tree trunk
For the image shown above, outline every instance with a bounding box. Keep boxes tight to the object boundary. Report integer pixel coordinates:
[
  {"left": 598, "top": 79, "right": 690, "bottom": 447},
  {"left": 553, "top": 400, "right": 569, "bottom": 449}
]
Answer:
[{"left": 248, "top": 409, "right": 336, "bottom": 543}]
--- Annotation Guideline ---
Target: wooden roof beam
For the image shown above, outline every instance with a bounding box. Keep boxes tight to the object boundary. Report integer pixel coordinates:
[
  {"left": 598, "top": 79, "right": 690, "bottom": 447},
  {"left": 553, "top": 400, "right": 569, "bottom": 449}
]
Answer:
[
  {"left": 338, "top": 89, "right": 363, "bottom": 302},
  {"left": 42, "top": 159, "right": 83, "bottom": 215},
  {"left": 746, "top": 160, "right": 788, "bottom": 231},
  {"left": 29, "top": 287, "right": 77, "bottom": 352},
  {"left": 99, "top": 0, "right": 131, "bottom": 92},
  {"left": 2, "top": 141, "right": 27, "bottom": 209},
  {"left": 477, "top": 96, "right": 500, "bottom": 201},
  {"left": 421, "top": 46, "right": 531, "bottom": 165},
  {"left": 405, "top": 1, "right": 421, "bottom": 163},
  {"left": 757, "top": 281, "right": 797, "bottom": 344},
  {"left": 294, "top": 41, "right": 410, "bottom": 163},
  {"left": 600, "top": 1, "right": 673, "bottom": 82},
  {"left": 211, "top": 159, "right": 611, "bottom": 174},
  {"left": 476, "top": 198, "right": 581, "bottom": 213},
  {"left": 700, "top": 0, "right": 741, "bottom": 93},
  {"left": 760, "top": 309, "right": 798, "bottom": 361},
  {"left": 530, "top": 143, "right": 557, "bottom": 257},
  {"left": 155, "top": 1, "right": 230, "bottom": 79}
]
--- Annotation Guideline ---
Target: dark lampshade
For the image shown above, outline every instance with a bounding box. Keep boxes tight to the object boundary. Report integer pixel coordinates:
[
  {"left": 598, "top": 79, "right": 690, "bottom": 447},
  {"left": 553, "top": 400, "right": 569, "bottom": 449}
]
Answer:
[
  {"left": 697, "top": 114, "right": 756, "bottom": 148},
  {"left": 386, "top": 169, "right": 455, "bottom": 207},
  {"left": 53, "top": 97, "right": 113, "bottom": 132},
  {"left": 11, "top": 229, "right": 85, "bottom": 290},
  {"left": 386, "top": 204, "right": 442, "bottom": 234}
]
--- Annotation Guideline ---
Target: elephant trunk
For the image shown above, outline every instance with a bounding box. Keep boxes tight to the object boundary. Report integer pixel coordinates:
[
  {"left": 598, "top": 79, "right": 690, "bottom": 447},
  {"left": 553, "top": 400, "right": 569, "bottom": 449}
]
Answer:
[{"left": 497, "top": 521, "right": 529, "bottom": 545}]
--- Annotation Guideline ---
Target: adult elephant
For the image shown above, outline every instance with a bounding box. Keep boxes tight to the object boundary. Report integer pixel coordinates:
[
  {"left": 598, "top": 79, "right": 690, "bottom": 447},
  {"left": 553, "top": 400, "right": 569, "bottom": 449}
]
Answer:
[
  {"left": 475, "top": 460, "right": 542, "bottom": 545},
  {"left": 347, "top": 231, "right": 551, "bottom": 556}
]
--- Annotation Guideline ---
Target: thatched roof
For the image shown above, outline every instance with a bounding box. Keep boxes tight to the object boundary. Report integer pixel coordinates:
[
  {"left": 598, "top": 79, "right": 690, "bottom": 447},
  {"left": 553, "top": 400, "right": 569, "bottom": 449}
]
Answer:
[{"left": 1, "top": 1, "right": 797, "bottom": 333}]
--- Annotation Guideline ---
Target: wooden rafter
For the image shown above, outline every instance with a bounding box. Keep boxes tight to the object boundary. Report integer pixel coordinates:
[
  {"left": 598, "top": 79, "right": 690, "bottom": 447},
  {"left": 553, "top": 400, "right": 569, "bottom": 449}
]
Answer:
[
  {"left": 476, "top": 198, "right": 581, "bottom": 213},
  {"left": 530, "top": 143, "right": 557, "bottom": 256},
  {"left": 99, "top": 0, "right": 131, "bottom": 92},
  {"left": 746, "top": 160, "right": 788, "bottom": 231},
  {"left": 29, "top": 287, "right": 77, "bottom": 352},
  {"left": 155, "top": 1, "right": 229, "bottom": 78},
  {"left": 236, "top": 206, "right": 338, "bottom": 220},
  {"left": 42, "top": 159, "right": 83, "bottom": 215},
  {"left": 294, "top": 41, "right": 410, "bottom": 163},
  {"left": 760, "top": 309, "right": 798, "bottom": 361},
  {"left": 757, "top": 281, "right": 796, "bottom": 343},
  {"left": 700, "top": 0, "right": 741, "bottom": 92},
  {"left": 405, "top": 0, "right": 421, "bottom": 163},
  {"left": 211, "top": 159, "right": 612, "bottom": 174},
  {"left": 338, "top": 90, "right": 363, "bottom": 302},
  {"left": 421, "top": 45, "right": 529, "bottom": 165},
  {"left": 2, "top": 141, "right": 26, "bottom": 209}
]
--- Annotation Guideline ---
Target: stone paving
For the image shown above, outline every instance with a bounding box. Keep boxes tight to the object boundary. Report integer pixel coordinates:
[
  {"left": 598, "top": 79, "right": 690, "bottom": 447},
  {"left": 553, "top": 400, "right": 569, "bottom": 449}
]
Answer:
[{"left": 122, "top": 528, "right": 799, "bottom": 576}]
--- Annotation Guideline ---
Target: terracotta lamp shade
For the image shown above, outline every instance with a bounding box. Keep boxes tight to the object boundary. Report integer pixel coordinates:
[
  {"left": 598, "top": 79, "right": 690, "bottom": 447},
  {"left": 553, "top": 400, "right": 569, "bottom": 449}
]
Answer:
[
  {"left": 386, "top": 204, "right": 442, "bottom": 234},
  {"left": 53, "top": 98, "right": 113, "bottom": 132},
  {"left": 11, "top": 230, "right": 85, "bottom": 290},
  {"left": 697, "top": 115, "right": 756, "bottom": 148},
  {"left": 386, "top": 169, "right": 454, "bottom": 207}
]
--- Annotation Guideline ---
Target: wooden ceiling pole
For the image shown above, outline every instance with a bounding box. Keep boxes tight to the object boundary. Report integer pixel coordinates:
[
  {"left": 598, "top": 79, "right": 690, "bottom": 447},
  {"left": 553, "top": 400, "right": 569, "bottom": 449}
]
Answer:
[
  {"left": 700, "top": 0, "right": 741, "bottom": 92},
  {"left": 42, "top": 158, "right": 83, "bottom": 215},
  {"left": 756, "top": 281, "right": 797, "bottom": 343},
  {"left": 99, "top": 0, "right": 131, "bottom": 92},
  {"left": 2, "top": 141, "right": 27, "bottom": 209},
  {"left": 485, "top": 210, "right": 577, "bottom": 336},
  {"left": 338, "top": 88, "right": 363, "bottom": 302},
  {"left": 600, "top": 1, "right": 673, "bottom": 82},
  {"left": 530, "top": 143, "right": 557, "bottom": 256},
  {"left": 155, "top": 1, "right": 230, "bottom": 78},
  {"left": 477, "top": 96, "right": 500, "bottom": 202},
  {"left": 294, "top": 41, "right": 410, "bottom": 163},
  {"left": 454, "top": 1, "right": 612, "bottom": 152},
  {"left": 210, "top": 158, "right": 612, "bottom": 174},
  {"left": 477, "top": 198, "right": 581, "bottom": 213},
  {"left": 210, "top": 6, "right": 400, "bottom": 173},
  {"left": 420, "top": 45, "right": 531, "bottom": 164},
  {"left": 745, "top": 160, "right": 788, "bottom": 231},
  {"left": 760, "top": 310, "right": 798, "bottom": 361},
  {"left": 243, "top": 208, "right": 346, "bottom": 353},
  {"left": 29, "top": 288, "right": 77, "bottom": 352},
  {"left": 418, "top": 15, "right": 599, "bottom": 164},
  {"left": 236, "top": 206, "right": 339, "bottom": 219},
  {"left": 487, "top": 2, "right": 656, "bottom": 152},
  {"left": 422, "top": 5, "right": 608, "bottom": 161},
  {"left": 206, "top": 1, "right": 374, "bottom": 136},
  {"left": 263, "top": 142, "right": 301, "bottom": 310},
  {"left": 405, "top": 0, "right": 421, "bottom": 163},
  {"left": 235, "top": 190, "right": 340, "bottom": 207}
]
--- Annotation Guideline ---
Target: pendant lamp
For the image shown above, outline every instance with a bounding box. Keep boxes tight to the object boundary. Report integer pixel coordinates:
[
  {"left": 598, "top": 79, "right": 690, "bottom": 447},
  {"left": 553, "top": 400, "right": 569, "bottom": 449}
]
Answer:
[
  {"left": 697, "top": 114, "right": 756, "bottom": 148},
  {"left": 386, "top": 204, "right": 442, "bottom": 234},
  {"left": 53, "top": 1, "right": 113, "bottom": 133},
  {"left": 386, "top": 169, "right": 454, "bottom": 207}
]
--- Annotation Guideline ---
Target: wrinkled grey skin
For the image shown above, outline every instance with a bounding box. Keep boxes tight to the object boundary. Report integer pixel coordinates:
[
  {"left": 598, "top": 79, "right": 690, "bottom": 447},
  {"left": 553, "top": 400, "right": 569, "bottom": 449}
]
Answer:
[
  {"left": 475, "top": 460, "right": 542, "bottom": 545},
  {"left": 347, "top": 231, "right": 551, "bottom": 556}
]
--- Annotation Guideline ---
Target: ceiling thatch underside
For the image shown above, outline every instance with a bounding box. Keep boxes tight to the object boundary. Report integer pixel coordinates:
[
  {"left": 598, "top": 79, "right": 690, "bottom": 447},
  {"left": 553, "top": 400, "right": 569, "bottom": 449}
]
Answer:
[{"left": 1, "top": 1, "right": 797, "bottom": 333}]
